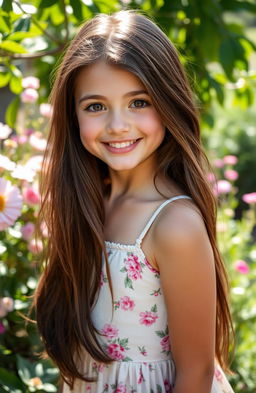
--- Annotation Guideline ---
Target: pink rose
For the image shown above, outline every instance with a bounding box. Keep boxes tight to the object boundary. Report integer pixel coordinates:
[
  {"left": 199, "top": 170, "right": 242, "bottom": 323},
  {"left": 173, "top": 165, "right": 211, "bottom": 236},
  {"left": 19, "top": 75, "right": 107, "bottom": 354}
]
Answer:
[
  {"left": 28, "top": 239, "right": 43, "bottom": 254},
  {"left": 234, "top": 260, "right": 249, "bottom": 274},
  {"left": 125, "top": 255, "right": 142, "bottom": 280},
  {"left": 242, "top": 192, "right": 256, "bottom": 204},
  {"left": 21, "top": 88, "right": 38, "bottom": 103},
  {"left": 160, "top": 335, "right": 170, "bottom": 352},
  {"left": 23, "top": 187, "right": 40, "bottom": 205},
  {"left": 223, "top": 155, "right": 237, "bottom": 165},
  {"left": 114, "top": 383, "right": 126, "bottom": 393},
  {"left": 21, "top": 222, "right": 35, "bottom": 240},
  {"left": 164, "top": 379, "right": 173, "bottom": 393},
  {"left": 120, "top": 296, "right": 135, "bottom": 311},
  {"left": 224, "top": 169, "right": 238, "bottom": 181},
  {"left": 139, "top": 311, "right": 158, "bottom": 326},
  {"left": 22, "top": 76, "right": 40, "bottom": 89},
  {"left": 101, "top": 324, "right": 118, "bottom": 339},
  {"left": 107, "top": 343, "right": 125, "bottom": 360},
  {"left": 213, "top": 180, "right": 232, "bottom": 195}
]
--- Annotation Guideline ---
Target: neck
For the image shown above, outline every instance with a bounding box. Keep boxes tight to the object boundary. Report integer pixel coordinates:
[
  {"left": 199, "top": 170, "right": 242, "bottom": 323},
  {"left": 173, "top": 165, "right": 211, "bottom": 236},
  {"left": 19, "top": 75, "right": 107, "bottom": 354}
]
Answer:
[{"left": 107, "top": 154, "right": 161, "bottom": 204}]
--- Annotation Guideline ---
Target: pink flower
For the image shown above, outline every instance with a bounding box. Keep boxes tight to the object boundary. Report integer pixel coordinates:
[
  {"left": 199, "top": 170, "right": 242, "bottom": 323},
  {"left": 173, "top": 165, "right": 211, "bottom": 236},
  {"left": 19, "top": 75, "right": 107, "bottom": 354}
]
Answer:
[
  {"left": 214, "top": 180, "right": 232, "bottom": 195},
  {"left": 22, "top": 76, "right": 40, "bottom": 89},
  {"left": 106, "top": 343, "right": 125, "bottom": 360},
  {"left": 0, "top": 321, "right": 5, "bottom": 334},
  {"left": 0, "top": 154, "right": 16, "bottom": 171},
  {"left": 0, "top": 122, "right": 12, "bottom": 139},
  {"left": 160, "top": 335, "right": 170, "bottom": 352},
  {"left": 242, "top": 192, "right": 256, "bottom": 204},
  {"left": 137, "top": 368, "right": 144, "bottom": 384},
  {"left": 224, "top": 169, "right": 238, "bottom": 181},
  {"left": 234, "top": 260, "right": 249, "bottom": 274},
  {"left": 213, "top": 158, "right": 224, "bottom": 168},
  {"left": 23, "top": 187, "right": 40, "bottom": 205},
  {"left": 125, "top": 254, "right": 142, "bottom": 280},
  {"left": 21, "top": 222, "right": 35, "bottom": 240},
  {"left": 11, "top": 165, "right": 36, "bottom": 182},
  {"left": 39, "top": 103, "right": 53, "bottom": 118},
  {"left": 1, "top": 297, "right": 14, "bottom": 312},
  {"left": 120, "top": 296, "right": 135, "bottom": 311},
  {"left": 214, "top": 367, "right": 223, "bottom": 382},
  {"left": 139, "top": 311, "right": 158, "bottom": 326},
  {"left": 28, "top": 238, "right": 43, "bottom": 254},
  {"left": 114, "top": 383, "right": 126, "bottom": 393},
  {"left": 26, "top": 155, "right": 44, "bottom": 173},
  {"left": 21, "top": 88, "right": 38, "bottom": 103},
  {"left": 223, "top": 155, "right": 238, "bottom": 165},
  {"left": 101, "top": 324, "right": 118, "bottom": 339},
  {"left": 0, "top": 302, "right": 7, "bottom": 318},
  {"left": 164, "top": 379, "right": 173, "bottom": 393}
]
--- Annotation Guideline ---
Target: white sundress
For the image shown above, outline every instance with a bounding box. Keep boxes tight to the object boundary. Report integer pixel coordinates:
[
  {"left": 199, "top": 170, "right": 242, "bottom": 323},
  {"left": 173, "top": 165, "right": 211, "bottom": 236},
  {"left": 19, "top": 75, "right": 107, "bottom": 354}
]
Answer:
[{"left": 63, "top": 195, "right": 235, "bottom": 393}]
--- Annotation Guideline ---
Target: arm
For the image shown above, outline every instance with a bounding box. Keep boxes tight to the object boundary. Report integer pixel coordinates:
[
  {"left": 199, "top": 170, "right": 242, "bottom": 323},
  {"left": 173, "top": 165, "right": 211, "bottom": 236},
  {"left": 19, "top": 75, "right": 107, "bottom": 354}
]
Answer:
[{"left": 153, "top": 201, "right": 216, "bottom": 393}]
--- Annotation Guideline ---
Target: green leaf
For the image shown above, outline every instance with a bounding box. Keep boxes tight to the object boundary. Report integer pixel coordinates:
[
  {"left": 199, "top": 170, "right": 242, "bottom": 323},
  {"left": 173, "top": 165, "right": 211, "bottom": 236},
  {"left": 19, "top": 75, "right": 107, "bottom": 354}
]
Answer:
[
  {"left": 7, "top": 31, "right": 40, "bottom": 41},
  {"left": 124, "top": 275, "right": 133, "bottom": 289},
  {"left": 155, "top": 330, "right": 165, "bottom": 338},
  {"left": 219, "top": 37, "right": 235, "bottom": 80},
  {"left": 5, "top": 96, "right": 20, "bottom": 129},
  {"left": 13, "top": 16, "right": 31, "bottom": 32},
  {"left": 0, "top": 41, "right": 27, "bottom": 54},
  {"left": 9, "top": 75, "right": 22, "bottom": 94},
  {"left": 0, "top": 14, "right": 10, "bottom": 33},
  {"left": 0, "top": 368, "right": 24, "bottom": 392},
  {"left": 0, "top": 72, "right": 11, "bottom": 88},
  {"left": 70, "top": 0, "right": 83, "bottom": 21},
  {"left": 39, "top": 0, "right": 58, "bottom": 8},
  {"left": 151, "top": 304, "right": 157, "bottom": 313},
  {"left": 1, "top": 0, "right": 12, "bottom": 12}
]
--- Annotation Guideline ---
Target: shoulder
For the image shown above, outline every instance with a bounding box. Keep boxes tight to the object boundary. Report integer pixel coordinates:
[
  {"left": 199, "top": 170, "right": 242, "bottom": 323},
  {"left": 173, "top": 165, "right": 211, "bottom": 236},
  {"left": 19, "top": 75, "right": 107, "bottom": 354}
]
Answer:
[{"left": 152, "top": 197, "right": 214, "bottom": 270}]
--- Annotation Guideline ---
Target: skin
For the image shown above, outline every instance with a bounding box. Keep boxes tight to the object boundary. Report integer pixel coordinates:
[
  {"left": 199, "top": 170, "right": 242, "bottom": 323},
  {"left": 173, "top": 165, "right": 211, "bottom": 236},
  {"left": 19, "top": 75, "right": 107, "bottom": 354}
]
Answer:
[{"left": 75, "top": 61, "right": 216, "bottom": 393}]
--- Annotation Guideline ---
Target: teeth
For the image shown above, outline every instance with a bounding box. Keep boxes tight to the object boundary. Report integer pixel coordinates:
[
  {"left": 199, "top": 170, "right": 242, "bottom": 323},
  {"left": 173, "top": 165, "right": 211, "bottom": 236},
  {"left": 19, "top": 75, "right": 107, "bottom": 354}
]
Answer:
[{"left": 108, "top": 140, "right": 137, "bottom": 148}]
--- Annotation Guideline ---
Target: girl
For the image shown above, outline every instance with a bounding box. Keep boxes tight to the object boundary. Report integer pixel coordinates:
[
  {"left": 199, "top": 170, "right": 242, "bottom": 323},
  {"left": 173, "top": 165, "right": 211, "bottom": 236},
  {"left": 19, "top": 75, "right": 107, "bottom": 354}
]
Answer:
[{"left": 34, "top": 10, "right": 235, "bottom": 393}]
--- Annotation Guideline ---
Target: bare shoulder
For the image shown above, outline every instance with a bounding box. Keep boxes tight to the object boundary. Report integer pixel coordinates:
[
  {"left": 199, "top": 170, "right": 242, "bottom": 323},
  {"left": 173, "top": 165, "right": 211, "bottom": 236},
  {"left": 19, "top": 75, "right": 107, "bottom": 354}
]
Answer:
[{"left": 152, "top": 198, "right": 214, "bottom": 270}]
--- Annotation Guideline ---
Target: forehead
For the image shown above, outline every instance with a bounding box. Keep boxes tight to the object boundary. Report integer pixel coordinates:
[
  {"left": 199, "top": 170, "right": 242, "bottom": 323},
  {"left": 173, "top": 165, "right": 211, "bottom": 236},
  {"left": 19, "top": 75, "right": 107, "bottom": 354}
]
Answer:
[{"left": 74, "top": 61, "right": 146, "bottom": 98}]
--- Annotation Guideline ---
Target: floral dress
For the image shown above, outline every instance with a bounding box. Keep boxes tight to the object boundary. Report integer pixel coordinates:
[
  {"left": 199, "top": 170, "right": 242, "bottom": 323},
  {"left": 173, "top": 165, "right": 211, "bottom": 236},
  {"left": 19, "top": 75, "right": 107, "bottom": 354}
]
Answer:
[{"left": 63, "top": 195, "right": 235, "bottom": 393}]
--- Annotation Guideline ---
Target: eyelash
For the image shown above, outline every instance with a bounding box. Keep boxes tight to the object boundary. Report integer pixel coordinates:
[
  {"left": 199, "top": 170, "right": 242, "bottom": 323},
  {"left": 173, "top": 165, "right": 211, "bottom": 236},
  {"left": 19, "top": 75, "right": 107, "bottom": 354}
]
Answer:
[{"left": 84, "top": 99, "right": 150, "bottom": 112}]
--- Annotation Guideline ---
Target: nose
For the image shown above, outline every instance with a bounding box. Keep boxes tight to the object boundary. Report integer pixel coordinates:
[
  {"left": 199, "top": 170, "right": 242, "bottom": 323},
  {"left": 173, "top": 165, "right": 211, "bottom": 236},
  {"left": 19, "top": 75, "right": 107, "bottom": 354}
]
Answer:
[{"left": 106, "top": 110, "right": 130, "bottom": 134}]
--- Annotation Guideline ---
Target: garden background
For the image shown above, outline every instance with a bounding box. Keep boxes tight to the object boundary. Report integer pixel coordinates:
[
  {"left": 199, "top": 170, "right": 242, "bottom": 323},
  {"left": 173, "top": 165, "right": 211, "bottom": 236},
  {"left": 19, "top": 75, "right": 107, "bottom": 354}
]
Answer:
[{"left": 0, "top": 0, "right": 255, "bottom": 392}]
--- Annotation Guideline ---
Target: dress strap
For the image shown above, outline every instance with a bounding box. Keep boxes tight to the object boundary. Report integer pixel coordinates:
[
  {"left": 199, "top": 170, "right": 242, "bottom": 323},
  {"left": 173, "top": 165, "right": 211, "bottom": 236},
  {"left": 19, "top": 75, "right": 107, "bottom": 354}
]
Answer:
[{"left": 136, "top": 195, "right": 192, "bottom": 246}]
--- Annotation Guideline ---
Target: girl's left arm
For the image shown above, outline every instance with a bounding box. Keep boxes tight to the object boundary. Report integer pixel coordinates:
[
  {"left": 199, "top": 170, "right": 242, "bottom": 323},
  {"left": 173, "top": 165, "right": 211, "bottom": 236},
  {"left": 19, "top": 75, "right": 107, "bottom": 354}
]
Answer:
[{"left": 153, "top": 201, "right": 216, "bottom": 393}]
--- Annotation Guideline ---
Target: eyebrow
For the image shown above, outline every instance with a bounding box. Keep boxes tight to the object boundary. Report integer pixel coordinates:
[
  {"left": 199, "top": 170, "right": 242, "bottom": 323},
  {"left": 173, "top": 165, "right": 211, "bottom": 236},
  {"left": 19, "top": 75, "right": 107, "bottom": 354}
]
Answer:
[{"left": 78, "top": 90, "right": 149, "bottom": 104}]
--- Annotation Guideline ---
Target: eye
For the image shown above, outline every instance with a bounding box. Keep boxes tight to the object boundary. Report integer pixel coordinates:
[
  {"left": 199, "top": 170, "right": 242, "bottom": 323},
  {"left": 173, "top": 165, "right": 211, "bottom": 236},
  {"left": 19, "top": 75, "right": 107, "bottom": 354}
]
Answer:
[
  {"left": 85, "top": 103, "right": 106, "bottom": 112},
  {"left": 130, "top": 99, "right": 150, "bottom": 108}
]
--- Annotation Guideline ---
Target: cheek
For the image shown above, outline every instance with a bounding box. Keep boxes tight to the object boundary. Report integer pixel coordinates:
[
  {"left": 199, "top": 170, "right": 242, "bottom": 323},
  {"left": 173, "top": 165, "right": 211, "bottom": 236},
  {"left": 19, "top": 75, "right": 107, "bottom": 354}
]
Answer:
[
  {"left": 77, "top": 116, "right": 100, "bottom": 148},
  {"left": 138, "top": 112, "right": 165, "bottom": 139}
]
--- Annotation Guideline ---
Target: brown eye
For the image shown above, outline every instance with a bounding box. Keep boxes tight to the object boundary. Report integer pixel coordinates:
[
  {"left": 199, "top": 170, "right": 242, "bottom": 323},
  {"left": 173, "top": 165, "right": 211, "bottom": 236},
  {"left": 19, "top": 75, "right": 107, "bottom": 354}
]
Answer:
[
  {"left": 85, "top": 103, "right": 105, "bottom": 112},
  {"left": 131, "top": 99, "right": 149, "bottom": 108}
]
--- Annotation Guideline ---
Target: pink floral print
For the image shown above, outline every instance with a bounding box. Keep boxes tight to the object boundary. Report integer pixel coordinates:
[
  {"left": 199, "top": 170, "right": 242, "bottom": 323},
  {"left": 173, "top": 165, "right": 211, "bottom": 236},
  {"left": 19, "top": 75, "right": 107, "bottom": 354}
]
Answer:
[
  {"left": 101, "top": 324, "right": 119, "bottom": 339},
  {"left": 107, "top": 343, "right": 125, "bottom": 360},
  {"left": 120, "top": 252, "right": 145, "bottom": 289},
  {"left": 138, "top": 345, "right": 147, "bottom": 356},
  {"left": 120, "top": 296, "right": 135, "bottom": 311},
  {"left": 139, "top": 304, "right": 158, "bottom": 326},
  {"left": 100, "top": 271, "right": 108, "bottom": 287},
  {"left": 150, "top": 288, "right": 161, "bottom": 296},
  {"left": 156, "top": 327, "right": 171, "bottom": 355},
  {"left": 110, "top": 382, "right": 126, "bottom": 393},
  {"left": 137, "top": 366, "right": 145, "bottom": 384},
  {"left": 164, "top": 379, "right": 173, "bottom": 393}
]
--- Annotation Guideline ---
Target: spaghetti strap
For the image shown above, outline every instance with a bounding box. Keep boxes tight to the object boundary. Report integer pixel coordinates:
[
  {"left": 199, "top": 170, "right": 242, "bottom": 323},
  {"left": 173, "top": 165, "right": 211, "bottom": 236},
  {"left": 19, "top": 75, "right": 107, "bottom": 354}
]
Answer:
[{"left": 136, "top": 195, "right": 192, "bottom": 246}]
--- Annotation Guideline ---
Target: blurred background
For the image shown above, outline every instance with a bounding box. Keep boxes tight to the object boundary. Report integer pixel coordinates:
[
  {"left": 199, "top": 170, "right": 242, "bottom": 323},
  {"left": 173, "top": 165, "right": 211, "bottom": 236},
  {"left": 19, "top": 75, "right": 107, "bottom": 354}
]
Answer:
[{"left": 0, "top": 1, "right": 255, "bottom": 392}]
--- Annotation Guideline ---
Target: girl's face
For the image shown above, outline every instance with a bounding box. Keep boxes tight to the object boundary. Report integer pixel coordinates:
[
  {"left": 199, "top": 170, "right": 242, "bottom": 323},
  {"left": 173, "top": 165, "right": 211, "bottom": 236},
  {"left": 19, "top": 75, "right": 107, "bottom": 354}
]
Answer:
[{"left": 75, "top": 61, "right": 165, "bottom": 172}]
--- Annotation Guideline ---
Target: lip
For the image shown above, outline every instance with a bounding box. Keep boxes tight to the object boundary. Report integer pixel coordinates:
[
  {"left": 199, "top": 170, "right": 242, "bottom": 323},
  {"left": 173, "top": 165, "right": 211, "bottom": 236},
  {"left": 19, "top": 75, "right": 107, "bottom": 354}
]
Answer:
[{"left": 102, "top": 138, "right": 141, "bottom": 154}]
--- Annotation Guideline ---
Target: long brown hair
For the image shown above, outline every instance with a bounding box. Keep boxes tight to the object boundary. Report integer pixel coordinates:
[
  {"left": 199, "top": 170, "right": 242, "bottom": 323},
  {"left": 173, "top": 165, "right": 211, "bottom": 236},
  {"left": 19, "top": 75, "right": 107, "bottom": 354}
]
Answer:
[{"left": 34, "top": 10, "right": 234, "bottom": 388}]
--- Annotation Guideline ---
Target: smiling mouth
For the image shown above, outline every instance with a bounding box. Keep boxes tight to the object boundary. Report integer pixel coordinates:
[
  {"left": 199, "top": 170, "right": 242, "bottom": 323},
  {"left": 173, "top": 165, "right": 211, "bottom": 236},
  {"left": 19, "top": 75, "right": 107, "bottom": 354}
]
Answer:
[{"left": 104, "top": 139, "right": 140, "bottom": 148}]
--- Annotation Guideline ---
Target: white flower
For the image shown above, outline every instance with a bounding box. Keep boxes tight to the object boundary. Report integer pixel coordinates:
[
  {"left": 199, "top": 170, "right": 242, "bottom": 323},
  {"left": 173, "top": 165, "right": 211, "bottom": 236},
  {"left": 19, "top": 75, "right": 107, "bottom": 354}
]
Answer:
[
  {"left": 0, "top": 178, "right": 23, "bottom": 231},
  {"left": 0, "top": 123, "right": 12, "bottom": 139},
  {"left": 0, "top": 154, "right": 16, "bottom": 171},
  {"left": 22, "top": 76, "right": 40, "bottom": 89},
  {"left": 11, "top": 164, "right": 36, "bottom": 182}
]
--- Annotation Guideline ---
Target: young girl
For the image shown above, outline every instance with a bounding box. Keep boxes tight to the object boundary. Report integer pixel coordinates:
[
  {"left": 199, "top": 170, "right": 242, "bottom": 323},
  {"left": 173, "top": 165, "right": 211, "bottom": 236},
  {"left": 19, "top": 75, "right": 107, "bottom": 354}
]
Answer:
[{"left": 34, "top": 10, "right": 235, "bottom": 393}]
